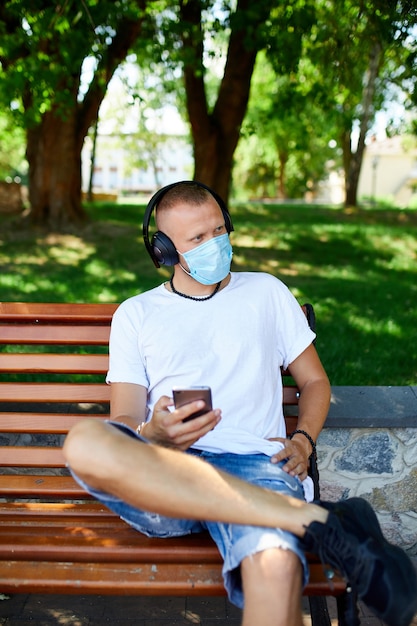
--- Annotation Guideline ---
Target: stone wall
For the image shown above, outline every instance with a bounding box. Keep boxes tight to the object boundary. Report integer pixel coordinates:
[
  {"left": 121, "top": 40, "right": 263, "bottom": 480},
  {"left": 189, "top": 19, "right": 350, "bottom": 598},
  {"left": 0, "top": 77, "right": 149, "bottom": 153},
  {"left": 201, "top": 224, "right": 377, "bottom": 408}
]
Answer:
[
  {"left": 318, "top": 386, "right": 417, "bottom": 555},
  {"left": 318, "top": 427, "right": 417, "bottom": 553}
]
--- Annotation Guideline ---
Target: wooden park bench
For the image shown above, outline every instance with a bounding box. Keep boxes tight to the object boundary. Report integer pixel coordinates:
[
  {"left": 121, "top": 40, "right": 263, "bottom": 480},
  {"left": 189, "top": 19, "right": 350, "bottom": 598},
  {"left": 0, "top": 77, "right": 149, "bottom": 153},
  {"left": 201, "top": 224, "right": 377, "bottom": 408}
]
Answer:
[{"left": 0, "top": 302, "right": 357, "bottom": 626}]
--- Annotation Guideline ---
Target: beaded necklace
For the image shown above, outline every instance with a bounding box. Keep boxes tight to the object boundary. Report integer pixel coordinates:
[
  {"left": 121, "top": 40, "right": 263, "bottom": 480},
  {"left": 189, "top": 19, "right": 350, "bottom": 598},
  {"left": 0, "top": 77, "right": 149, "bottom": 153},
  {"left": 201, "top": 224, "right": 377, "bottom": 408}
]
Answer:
[{"left": 169, "top": 276, "right": 221, "bottom": 301}]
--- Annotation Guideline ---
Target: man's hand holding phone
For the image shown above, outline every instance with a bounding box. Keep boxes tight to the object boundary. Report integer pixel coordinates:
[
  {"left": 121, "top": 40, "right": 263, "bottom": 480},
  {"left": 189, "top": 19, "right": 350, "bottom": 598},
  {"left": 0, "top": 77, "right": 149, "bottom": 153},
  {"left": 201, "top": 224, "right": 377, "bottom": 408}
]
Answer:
[
  {"left": 144, "top": 387, "right": 221, "bottom": 450},
  {"left": 173, "top": 386, "right": 213, "bottom": 421}
]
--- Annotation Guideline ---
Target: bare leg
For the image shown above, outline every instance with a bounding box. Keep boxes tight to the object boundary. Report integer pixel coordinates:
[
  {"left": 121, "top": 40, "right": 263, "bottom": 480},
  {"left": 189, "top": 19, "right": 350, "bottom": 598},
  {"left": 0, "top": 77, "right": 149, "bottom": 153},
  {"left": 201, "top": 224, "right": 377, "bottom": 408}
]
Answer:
[
  {"left": 241, "top": 549, "right": 305, "bottom": 626},
  {"left": 63, "top": 419, "right": 328, "bottom": 536}
]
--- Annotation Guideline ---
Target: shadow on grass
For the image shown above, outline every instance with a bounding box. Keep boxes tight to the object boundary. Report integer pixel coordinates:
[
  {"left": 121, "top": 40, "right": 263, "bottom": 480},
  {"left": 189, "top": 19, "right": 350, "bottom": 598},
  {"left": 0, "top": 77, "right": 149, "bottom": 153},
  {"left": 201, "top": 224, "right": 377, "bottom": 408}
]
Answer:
[{"left": 0, "top": 205, "right": 169, "bottom": 303}]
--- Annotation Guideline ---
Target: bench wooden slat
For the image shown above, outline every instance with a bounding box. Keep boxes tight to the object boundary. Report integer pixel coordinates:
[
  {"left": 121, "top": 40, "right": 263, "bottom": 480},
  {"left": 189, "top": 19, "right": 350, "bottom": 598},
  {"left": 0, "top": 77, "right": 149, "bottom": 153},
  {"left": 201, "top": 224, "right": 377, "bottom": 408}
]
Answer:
[
  {"left": 0, "top": 385, "right": 294, "bottom": 411},
  {"left": 0, "top": 353, "right": 109, "bottom": 374},
  {"left": 0, "top": 324, "right": 110, "bottom": 345},
  {"left": 0, "top": 502, "right": 111, "bottom": 516},
  {"left": 0, "top": 528, "right": 223, "bottom": 563},
  {"left": 0, "top": 446, "right": 66, "bottom": 467},
  {"left": 284, "top": 415, "right": 297, "bottom": 434},
  {"left": 0, "top": 560, "right": 227, "bottom": 595},
  {"left": 0, "top": 413, "right": 106, "bottom": 433},
  {"left": 0, "top": 383, "right": 294, "bottom": 409},
  {"left": 0, "top": 508, "right": 129, "bottom": 523},
  {"left": 0, "top": 475, "right": 89, "bottom": 497},
  {"left": 282, "top": 386, "right": 300, "bottom": 404},
  {"left": 0, "top": 302, "right": 117, "bottom": 322},
  {"left": 0, "top": 382, "right": 110, "bottom": 403},
  {"left": 0, "top": 560, "right": 346, "bottom": 596}
]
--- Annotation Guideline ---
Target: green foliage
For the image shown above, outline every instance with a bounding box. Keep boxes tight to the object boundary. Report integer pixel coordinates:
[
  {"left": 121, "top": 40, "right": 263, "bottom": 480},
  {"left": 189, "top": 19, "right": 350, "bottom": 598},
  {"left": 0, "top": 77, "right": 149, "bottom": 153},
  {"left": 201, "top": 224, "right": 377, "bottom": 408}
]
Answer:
[
  {"left": 307, "top": 0, "right": 417, "bottom": 134},
  {"left": 265, "top": 0, "right": 316, "bottom": 74},
  {"left": 0, "top": 0, "right": 156, "bottom": 126},
  {"left": 235, "top": 52, "right": 340, "bottom": 199},
  {"left": 233, "top": 2, "right": 417, "bottom": 204},
  {"left": 1, "top": 200, "right": 416, "bottom": 385},
  {"left": 0, "top": 108, "right": 26, "bottom": 179}
]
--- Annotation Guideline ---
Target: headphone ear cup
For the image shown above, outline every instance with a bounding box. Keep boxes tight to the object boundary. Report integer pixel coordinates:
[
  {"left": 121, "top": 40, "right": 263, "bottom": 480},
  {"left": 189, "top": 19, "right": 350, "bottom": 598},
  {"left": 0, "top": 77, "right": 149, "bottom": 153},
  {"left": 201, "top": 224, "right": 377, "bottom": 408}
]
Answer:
[{"left": 151, "top": 231, "right": 179, "bottom": 266}]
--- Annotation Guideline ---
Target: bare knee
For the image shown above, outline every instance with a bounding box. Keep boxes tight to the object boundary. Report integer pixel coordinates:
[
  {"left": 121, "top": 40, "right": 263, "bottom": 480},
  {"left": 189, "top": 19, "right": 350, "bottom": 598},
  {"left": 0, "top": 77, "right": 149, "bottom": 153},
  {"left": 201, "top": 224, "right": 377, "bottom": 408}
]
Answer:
[
  {"left": 241, "top": 548, "right": 304, "bottom": 626},
  {"left": 63, "top": 419, "right": 115, "bottom": 483},
  {"left": 242, "top": 546, "right": 303, "bottom": 587}
]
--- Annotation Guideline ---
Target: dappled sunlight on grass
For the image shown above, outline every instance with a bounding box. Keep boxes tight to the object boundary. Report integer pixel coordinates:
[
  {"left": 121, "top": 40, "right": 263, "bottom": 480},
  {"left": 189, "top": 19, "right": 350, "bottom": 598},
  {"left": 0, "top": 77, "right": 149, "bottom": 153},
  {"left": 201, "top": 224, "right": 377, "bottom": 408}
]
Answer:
[
  {"left": 1, "top": 201, "right": 416, "bottom": 385},
  {"left": 349, "top": 312, "right": 403, "bottom": 337},
  {"left": 44, "top": 234, "right": 95, "bottom": 265},
  {"left": 0, "top": 210, "right": 158, "bottom": 302},
  {"left": 230, "top": 203, "right": 417, "bottom": 385}
]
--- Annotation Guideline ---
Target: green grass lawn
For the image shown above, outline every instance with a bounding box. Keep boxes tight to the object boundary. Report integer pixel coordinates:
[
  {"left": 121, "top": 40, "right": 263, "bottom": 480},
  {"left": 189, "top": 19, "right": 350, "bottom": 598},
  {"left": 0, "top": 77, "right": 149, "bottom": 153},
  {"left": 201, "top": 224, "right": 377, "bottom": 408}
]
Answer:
[{"left": 1, "top": 201, "right": 416, "bottom": 386}]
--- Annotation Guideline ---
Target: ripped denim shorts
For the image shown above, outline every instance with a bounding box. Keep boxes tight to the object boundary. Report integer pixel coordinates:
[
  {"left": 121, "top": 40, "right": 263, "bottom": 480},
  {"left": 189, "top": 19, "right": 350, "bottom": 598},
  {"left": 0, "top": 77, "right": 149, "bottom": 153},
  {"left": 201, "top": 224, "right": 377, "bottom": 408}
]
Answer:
[{"left": 69, "top": 421, "right": 308, "bottom": 609}]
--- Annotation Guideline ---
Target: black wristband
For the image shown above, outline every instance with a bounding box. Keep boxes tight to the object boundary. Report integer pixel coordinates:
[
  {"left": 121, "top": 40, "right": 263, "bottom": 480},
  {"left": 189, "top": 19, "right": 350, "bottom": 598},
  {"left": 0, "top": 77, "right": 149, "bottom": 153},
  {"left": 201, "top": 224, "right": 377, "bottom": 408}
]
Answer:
[{"left": 289, "top": 429, "right": 317, "bottom": 459}]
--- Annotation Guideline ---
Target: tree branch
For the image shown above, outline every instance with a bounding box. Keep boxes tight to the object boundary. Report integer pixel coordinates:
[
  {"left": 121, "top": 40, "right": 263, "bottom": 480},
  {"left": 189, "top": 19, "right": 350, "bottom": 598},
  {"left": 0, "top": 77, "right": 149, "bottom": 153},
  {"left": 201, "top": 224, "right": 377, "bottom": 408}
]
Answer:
[{"left": 77, "top": 0, "right": 147, "bottom": 142}]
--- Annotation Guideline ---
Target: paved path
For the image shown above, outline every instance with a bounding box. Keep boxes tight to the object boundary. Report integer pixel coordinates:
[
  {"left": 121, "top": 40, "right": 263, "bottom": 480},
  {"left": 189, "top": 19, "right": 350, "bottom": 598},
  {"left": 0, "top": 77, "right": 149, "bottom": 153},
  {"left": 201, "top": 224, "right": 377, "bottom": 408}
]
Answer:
[{"left": 1, "top": 590, "right": 416, "bottom": 625}]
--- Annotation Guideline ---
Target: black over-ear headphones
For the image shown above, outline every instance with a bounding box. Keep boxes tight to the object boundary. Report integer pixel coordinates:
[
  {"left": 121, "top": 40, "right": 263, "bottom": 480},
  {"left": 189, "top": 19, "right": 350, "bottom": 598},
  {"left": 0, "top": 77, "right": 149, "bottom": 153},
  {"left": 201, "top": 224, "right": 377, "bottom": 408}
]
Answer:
[{"left": 142, "top": 180, "right": 234, "bottom": 268}]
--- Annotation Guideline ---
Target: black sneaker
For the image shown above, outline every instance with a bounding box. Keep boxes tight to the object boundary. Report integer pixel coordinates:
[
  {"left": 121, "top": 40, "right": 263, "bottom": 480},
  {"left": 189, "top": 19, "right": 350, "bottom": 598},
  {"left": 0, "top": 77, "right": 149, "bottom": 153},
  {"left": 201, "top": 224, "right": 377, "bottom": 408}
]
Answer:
[{"left": 302, "top": 497, "right": 417, "bottom": 626}]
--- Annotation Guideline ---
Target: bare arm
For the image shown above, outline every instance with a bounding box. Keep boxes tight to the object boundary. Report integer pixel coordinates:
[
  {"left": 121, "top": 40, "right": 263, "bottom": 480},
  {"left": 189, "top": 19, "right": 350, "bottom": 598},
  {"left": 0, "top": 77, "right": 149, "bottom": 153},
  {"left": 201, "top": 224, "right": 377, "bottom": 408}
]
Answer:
[
  {"left": 271, "top": 344, "right": 331, "bottom": 480},
  {"left": 288, "top": 343, "right": 331, "bottom": 444},
  {"left": 110, "top": 382, "right": 148, "bottom": 430}
]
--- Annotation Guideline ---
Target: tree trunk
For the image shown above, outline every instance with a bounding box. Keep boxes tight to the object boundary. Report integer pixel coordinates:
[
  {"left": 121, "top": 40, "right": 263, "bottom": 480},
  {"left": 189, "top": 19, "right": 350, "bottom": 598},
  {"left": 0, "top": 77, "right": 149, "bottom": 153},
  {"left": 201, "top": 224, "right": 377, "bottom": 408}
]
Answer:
[
  {"left": 344, "top": 41, "right": 382, "bottom": 207},
  {"left": 180, "top": 0, "right": 272, "bottom": 205},
  {"left": 22, "top": 1, "right": 146, "bottom": 228},
  {"left": 277, "top": 150, "right": 288, "bottom": 199},
  {"left": 87, "top": 120, "right": 99, "bottom": 203},
  {"left": 26, "top": 106, "right": 86, "bottom": 228}
]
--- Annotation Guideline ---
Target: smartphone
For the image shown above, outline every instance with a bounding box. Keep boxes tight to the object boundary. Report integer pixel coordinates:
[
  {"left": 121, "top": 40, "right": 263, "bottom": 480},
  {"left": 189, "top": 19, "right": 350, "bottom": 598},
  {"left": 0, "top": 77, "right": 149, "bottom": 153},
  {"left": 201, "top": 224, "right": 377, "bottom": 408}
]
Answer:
[{"left": 173, "top": 386, "right": 212, "bottom": 422}]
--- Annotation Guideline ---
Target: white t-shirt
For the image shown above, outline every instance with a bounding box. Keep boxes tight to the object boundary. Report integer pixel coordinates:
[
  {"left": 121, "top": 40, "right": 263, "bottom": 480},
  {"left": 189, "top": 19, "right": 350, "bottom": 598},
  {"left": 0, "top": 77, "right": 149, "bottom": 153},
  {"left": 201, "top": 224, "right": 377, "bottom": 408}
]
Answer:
[{"left": 107, "top": 271, "right": 315, "bottom": 458}]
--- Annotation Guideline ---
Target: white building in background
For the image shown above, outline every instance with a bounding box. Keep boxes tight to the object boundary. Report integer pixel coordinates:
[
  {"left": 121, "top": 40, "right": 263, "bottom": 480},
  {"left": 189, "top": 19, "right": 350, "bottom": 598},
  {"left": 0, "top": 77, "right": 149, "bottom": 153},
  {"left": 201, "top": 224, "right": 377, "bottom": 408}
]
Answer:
[
  {"left": 313, "top": 135, "right": 417, "bottom": 207},
  {"left": 81, "top": 132, "right": 193, "bottom": 199},
  {"left": 80, "top": 57, "right": 194, "bottom": 198},
  {"left": 81, "top": 126, "right": 417, "bottom": 207},
  {"left": 358, "top": 135, "right": 417, "bottom": 207}
]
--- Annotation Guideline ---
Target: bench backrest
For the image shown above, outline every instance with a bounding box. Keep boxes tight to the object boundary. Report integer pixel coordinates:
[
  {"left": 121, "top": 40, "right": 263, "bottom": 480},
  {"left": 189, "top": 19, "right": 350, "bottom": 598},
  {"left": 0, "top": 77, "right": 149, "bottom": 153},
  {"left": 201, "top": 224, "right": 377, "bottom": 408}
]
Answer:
[{"left": 0, "top": 302, "right": 313, "bottom": 499}]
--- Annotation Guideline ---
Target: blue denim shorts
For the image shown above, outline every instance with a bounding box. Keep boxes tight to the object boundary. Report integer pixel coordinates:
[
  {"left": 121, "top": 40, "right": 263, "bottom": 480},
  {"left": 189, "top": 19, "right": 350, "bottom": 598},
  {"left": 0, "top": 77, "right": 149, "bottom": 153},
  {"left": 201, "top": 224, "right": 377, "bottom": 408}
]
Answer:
[{"left": 70, "top": 421, "right": 308, "bottom": 608}]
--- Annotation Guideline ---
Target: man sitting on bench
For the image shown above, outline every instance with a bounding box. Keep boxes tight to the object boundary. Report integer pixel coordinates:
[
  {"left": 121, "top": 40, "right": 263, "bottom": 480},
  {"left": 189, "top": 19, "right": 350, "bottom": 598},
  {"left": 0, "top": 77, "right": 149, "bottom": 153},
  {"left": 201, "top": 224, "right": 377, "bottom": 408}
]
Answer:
[{"left": 64, "top": 181, "right": 417, "bottom": 626}]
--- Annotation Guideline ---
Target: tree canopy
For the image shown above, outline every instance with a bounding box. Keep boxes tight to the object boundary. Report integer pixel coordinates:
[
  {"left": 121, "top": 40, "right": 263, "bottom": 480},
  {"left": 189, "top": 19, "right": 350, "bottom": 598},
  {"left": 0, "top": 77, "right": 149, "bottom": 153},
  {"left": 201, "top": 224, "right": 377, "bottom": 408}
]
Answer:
[
  {"left": 236, "top": 52, "right": 339, "bottom": 199},
  {"left": 0, "top": 0, "right": 416, "bottom": 227},
  {"left": 0, "top": 0, "right": 150, "bottom": 226},
  {"left": 0, "top": 0, "right": 283, "bottom": 224},
  {"left": 233, "top": 0, "right": 417, "bottom": 203}
]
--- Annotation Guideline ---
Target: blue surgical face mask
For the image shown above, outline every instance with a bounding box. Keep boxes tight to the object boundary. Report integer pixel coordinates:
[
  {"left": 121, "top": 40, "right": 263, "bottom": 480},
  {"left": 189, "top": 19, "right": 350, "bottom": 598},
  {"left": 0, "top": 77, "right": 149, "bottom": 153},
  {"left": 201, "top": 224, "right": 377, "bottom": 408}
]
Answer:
[{"left": 177, "top": 233, "right": 233, "bottom": 285}]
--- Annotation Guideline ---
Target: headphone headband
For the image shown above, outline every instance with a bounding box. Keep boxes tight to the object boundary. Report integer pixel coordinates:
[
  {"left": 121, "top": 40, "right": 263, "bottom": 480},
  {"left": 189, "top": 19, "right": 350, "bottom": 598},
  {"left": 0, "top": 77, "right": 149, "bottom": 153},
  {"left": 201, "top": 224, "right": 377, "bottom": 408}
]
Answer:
[{"left": 142, "top": 180, "right": 233, "bottom": 268}]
